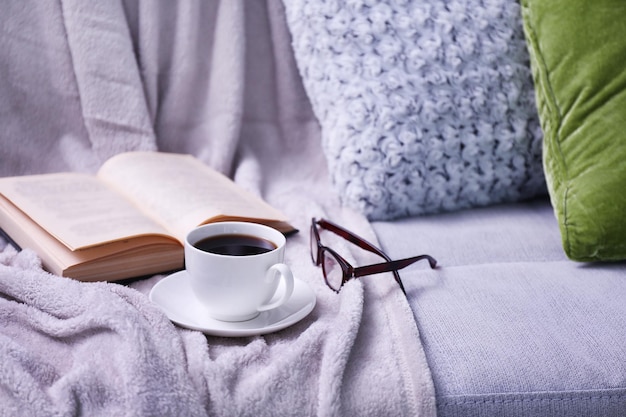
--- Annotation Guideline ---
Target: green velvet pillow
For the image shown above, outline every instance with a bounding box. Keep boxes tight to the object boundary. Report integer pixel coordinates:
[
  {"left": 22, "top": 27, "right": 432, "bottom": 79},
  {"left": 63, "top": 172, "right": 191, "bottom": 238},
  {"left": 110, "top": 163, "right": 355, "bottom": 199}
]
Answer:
[{"left": 521, "top": 0, "right": 626, "bottom": 261}]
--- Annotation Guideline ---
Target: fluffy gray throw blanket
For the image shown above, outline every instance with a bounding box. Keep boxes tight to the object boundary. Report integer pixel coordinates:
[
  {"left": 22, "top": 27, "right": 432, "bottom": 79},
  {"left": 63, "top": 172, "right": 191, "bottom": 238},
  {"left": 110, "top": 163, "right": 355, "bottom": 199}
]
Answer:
[
  {"left": 0, "top": 1, "right": 435, "bottom": 416},
  {"left": 0, "top": 248, "right": 205, "bottom": 416}
]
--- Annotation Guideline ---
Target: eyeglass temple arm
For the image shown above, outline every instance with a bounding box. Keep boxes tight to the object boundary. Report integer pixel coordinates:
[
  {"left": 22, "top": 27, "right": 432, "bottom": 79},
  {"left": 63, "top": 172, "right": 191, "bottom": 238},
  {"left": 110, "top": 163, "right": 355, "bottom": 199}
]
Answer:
[
  {"left": 316, "top": 219, "right": 391, "bottom": 261},
  {"left": 352, "top": 254, "right": 437, "bottom": 278}
]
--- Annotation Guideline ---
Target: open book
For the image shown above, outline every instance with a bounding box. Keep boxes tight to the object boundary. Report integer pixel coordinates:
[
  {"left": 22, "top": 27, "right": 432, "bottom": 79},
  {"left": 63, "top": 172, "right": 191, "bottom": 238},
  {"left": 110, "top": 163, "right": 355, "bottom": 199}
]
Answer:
[{"left": 0, "top": 152, "right": 295, "bottom": 282}]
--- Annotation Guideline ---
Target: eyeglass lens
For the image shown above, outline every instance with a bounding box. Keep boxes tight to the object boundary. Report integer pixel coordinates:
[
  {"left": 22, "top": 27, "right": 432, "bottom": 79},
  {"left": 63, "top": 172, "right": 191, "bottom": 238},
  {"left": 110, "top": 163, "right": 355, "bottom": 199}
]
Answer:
[
  {"left": 309, "top": 227, "right": 318, "bottom": 264},
  {"left": 321, "top": 250, "right": 343, "bottom": 291}
]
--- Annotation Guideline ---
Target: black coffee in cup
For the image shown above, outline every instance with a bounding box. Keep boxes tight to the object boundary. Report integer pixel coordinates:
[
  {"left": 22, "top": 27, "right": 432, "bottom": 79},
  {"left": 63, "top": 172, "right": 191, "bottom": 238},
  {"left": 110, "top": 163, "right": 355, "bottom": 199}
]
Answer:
[{"left": 193, "top": 233, "right": 277, "bottom": 256}]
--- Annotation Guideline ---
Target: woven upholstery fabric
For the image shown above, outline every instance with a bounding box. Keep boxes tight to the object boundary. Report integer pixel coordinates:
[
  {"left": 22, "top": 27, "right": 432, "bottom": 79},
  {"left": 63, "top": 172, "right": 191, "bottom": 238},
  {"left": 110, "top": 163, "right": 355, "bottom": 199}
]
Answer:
[
  {"left": 283, "top": 0, "right": 546, "bottom": 220},
  {"left": 373, "top": 198, "right": 626, "bottom": 417}
]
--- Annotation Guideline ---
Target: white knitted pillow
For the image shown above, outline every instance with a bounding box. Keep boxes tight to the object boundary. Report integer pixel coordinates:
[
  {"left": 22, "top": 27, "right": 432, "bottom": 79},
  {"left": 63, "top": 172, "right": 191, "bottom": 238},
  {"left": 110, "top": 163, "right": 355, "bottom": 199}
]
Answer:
[{"left": 283, "top": 0, "right": 546, "bottom": 220}]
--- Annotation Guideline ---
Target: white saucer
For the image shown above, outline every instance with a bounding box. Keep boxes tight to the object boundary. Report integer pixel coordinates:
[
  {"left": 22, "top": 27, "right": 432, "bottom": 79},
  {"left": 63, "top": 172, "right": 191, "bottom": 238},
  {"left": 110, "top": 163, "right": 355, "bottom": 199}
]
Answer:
[{"left": 149, "top": 270, "right": 316, "bottom": 337}]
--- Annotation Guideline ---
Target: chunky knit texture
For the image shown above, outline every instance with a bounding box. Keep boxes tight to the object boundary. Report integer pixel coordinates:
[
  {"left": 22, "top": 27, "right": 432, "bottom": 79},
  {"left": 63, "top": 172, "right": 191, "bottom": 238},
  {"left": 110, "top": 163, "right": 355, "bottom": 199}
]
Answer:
[{"left": 283, "top": 0, "right": 546, "bottom": 219}]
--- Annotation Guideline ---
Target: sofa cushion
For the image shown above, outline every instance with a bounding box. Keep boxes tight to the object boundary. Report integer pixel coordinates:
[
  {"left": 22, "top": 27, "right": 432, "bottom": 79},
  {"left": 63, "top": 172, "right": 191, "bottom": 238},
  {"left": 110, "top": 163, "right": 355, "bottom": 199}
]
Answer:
[
  {"left": 521, "top": 0, "right": 626, "bottom": 261},
  {"left": 373, "top": 198, "right": 626, "bottom": 417},
  {"left": 283, "top": 0, "right": 546, "bottom": 220}
]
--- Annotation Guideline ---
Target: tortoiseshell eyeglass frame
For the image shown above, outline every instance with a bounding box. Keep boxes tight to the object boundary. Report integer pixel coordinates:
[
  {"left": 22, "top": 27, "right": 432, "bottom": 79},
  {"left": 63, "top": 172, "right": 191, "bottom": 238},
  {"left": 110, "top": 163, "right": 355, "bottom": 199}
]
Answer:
[{"left": 310, "top": 218, "right": 437, "bottom": 294}]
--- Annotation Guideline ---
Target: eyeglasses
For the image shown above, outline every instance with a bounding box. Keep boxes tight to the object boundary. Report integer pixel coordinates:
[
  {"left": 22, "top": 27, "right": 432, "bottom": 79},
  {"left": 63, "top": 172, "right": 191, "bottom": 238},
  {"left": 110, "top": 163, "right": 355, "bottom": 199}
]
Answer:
[{"left": 310, "top": 218, "right": 437, "bottom": 294}]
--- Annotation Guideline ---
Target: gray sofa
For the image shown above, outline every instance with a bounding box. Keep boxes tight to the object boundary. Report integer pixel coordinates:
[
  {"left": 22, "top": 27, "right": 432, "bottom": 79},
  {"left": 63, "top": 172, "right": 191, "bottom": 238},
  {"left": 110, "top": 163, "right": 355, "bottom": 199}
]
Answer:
[
  {"left": 374, "top": 198, "right": 626, "bottom": 416},
  {"left": 283, "top": 0, "right": 626, "bottom": 413}
]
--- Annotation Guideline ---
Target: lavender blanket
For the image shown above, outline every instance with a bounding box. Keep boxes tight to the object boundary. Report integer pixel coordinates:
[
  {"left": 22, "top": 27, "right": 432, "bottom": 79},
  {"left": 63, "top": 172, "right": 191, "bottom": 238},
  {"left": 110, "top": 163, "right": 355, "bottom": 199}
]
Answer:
[{"left": 0, "top": 1, "right": 435, "bottom": 415}]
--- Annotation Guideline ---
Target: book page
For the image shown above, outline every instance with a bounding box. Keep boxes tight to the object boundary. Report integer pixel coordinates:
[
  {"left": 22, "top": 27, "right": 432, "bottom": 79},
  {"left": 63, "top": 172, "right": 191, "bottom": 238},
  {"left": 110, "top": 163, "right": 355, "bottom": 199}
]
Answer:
[
  {"left": 0, "top": 173, "right": 173, "bottom": 250},
  {"left": 0, "top": 194, "right": 183, "bottom": 280},
  {"left": 97, "top": 152, "right": 289, "bottom": 242}
]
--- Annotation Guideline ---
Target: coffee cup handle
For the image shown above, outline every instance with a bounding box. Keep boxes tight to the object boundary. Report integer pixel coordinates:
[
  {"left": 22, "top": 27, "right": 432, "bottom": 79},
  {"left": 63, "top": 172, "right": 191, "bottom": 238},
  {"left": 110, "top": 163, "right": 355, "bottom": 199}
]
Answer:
[{"left": 257, "top": 263, "right": 295, "bottom": 312}]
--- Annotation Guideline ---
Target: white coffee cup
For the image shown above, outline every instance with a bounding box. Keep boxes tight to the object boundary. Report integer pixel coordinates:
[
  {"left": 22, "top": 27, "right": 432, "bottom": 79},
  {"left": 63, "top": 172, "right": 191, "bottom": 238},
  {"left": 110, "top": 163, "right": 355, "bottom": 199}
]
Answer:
[{"left": 185, "top": 222, "right": 294, "bottom": 322}]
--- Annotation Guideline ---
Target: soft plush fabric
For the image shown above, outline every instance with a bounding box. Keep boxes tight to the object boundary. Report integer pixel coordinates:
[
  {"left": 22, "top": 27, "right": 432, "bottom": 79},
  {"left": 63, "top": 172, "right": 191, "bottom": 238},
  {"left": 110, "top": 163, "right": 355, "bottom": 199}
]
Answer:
[
  {"left": 0, "top": 248, "right": 207, "bottom": 416},
  {"left": 373, "top": 198, "right": 626, "bottom": 417},
  {"left": 0, "top": 1, "right": 156, "bottom": 176},
  {"left": 282, "top": 0, "right": 546, "bottom": 220},
  {"left": 521, "top": 0, "right": 626, "bottom": 261},
  {"left": 0, "top": 1, "right": 436, "bottom": 416}
]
